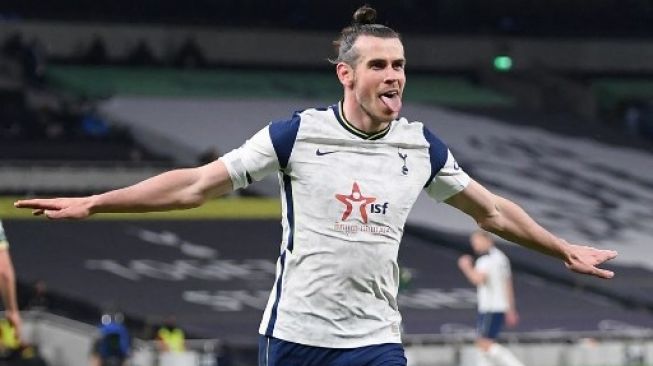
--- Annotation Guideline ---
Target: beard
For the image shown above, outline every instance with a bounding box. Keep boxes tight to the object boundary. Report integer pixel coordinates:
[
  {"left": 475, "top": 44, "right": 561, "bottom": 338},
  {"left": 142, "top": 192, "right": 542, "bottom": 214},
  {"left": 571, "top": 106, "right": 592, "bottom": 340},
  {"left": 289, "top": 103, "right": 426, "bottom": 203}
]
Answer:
[{"left": 357, "top": 92, "right": 395, "bottom": 124}]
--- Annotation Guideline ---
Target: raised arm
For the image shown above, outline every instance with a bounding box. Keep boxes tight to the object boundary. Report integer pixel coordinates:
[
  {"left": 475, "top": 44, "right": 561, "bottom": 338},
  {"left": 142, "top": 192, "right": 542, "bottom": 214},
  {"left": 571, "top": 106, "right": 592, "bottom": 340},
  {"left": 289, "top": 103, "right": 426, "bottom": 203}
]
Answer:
[
  {"left": 445, "top": 179, "right": 617, "bottom": 279},
  {"left": 14, "top": 160, "right": 233, "bottom": 219}
]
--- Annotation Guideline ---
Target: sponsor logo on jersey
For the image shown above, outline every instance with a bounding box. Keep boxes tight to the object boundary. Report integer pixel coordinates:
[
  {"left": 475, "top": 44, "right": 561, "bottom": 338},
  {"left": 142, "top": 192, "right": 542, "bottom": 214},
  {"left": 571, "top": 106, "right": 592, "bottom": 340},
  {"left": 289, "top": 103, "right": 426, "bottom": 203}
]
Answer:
[
  {"left": 335, "top": 182, "right": 376, "bottom": 223},
  {"left": 334, "top": 182, "right": 391, "bottom": 235},
  {"left": 316, "top": 148, "right": 338, "bottom": 156}
]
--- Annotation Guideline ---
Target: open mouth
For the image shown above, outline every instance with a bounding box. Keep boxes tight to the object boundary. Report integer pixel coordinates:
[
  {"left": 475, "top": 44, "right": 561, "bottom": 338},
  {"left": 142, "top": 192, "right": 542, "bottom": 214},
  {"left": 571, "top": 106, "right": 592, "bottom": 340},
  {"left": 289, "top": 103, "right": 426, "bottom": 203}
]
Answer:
[{"left": 379, "top": 90, "right": 402, "bottom": 113}]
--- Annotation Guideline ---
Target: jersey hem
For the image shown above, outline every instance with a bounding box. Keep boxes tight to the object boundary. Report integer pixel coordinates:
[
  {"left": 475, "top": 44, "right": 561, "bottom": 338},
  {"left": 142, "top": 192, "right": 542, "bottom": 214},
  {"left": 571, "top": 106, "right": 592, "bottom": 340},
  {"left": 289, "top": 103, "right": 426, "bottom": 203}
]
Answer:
[{"left": 260, "top": 330, "right": 402, "bottom": 349}]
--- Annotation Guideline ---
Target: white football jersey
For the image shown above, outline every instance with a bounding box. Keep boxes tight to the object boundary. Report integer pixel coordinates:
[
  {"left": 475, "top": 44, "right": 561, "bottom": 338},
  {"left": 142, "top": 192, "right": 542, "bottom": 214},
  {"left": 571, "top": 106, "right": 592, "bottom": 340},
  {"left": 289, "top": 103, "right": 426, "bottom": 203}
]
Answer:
[
  {"left": 475, "top": 247, "right": 511, "bottom": 312},
  {"left": 221, "top": 102, "right": 470, "bottom": 348}
]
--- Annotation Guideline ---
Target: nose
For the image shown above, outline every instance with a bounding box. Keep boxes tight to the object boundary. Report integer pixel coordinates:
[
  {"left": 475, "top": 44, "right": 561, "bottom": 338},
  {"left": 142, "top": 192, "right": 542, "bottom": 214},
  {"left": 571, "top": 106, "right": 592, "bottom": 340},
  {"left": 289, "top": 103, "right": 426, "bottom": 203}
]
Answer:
[{"left": 384, "top": 68, "right": 402, "bottom": 84}]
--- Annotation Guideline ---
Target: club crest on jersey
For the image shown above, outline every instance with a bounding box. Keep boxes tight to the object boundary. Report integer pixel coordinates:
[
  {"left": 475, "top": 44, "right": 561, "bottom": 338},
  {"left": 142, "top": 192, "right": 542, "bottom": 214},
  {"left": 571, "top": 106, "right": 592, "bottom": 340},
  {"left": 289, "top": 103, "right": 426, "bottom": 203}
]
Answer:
[{"left": 398, "top": 152, "right": 408, "bottom": 175}]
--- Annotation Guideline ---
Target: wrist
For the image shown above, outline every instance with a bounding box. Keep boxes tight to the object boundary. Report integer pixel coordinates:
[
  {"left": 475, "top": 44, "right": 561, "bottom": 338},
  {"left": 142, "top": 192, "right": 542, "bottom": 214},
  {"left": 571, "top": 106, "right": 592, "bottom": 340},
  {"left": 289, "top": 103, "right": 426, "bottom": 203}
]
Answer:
[
  {"left": 556, "top": 238, "right": 573, "bottom": 261},
  {"left": 5, "top": 308, "right": 18, "bottom": 316},
  {"left": 87, "top": 195, "right": 102, "bottom": 215}
]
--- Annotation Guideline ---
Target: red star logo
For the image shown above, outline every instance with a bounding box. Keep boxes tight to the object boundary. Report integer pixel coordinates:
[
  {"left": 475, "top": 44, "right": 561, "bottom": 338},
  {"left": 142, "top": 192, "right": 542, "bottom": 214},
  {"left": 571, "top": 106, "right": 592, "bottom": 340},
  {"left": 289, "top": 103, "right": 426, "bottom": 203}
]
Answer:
[{"left": 335, "top": 182, "right": 376, "bottom": 223}]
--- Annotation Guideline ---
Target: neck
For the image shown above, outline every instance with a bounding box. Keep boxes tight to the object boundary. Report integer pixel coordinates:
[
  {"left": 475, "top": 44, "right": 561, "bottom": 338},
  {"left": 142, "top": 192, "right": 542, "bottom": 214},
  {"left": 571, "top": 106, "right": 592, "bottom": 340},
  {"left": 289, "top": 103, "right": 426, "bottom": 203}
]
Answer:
[{"left": 342, "top": 96, "right": 390, "bottom": 134}]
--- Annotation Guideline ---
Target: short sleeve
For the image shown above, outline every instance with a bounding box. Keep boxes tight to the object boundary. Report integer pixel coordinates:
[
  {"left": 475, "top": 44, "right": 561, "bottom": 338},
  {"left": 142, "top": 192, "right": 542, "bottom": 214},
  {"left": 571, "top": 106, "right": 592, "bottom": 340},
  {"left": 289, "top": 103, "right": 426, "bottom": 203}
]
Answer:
[
  {"left": 219, "top": 113, "right": 301, "bottom": 190},
  {"left": 475, "top": 256, "right": 489, "bottom": 274},
  {"left": 425, "top": 149, "right": 471, "bottom": 202},
  {"left": 220, "top": 126, "right": 280, "bottom": 190}
]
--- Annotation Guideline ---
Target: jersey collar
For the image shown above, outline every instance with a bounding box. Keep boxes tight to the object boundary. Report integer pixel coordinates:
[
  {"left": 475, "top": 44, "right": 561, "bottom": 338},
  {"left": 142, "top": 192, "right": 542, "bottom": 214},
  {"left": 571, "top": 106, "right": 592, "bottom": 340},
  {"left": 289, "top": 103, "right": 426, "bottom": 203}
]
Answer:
[{"left": 332, "top": 101, "right": 391, "bottom": 140}]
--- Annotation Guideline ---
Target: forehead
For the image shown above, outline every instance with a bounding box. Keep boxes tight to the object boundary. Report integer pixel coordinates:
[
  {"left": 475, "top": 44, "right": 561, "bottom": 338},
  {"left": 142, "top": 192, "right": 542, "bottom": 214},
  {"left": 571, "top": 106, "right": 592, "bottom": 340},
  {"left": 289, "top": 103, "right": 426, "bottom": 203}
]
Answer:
[{"left": 353, "top": 35, "right": 404, "bottom": 61}]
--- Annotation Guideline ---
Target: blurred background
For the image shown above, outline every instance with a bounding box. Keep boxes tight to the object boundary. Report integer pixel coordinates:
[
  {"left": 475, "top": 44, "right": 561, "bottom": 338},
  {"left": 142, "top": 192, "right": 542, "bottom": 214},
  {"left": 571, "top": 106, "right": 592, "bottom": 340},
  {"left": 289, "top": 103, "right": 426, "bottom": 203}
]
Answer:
[{"left": 1, "top": 1, "right": 653, "bottom": 366}]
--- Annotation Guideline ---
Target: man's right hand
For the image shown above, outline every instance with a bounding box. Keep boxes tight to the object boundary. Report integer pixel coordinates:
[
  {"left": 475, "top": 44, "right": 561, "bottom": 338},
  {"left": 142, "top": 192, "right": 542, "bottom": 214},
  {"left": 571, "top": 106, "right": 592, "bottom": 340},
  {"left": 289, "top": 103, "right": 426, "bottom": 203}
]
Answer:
[
  {"left": 457, "top": 255, "right": 473, "bottom": 271},
  {"left": 505, "top": 309, "right": 519, "bottom": 328},
  {"left": 14, "top": 197, "right": 94, "bottom": 220}
]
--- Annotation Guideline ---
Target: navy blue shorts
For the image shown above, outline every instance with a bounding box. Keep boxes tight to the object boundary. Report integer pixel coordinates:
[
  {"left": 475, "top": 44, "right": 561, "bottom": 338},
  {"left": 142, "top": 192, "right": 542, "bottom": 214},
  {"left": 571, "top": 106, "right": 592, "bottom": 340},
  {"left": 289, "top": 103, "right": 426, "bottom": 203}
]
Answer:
[
  {"left": 476, "top": 312, "right": 505, "bottom": 339},
  {"left": 258, "top": 336, "right": 407, "bottom": 366}
]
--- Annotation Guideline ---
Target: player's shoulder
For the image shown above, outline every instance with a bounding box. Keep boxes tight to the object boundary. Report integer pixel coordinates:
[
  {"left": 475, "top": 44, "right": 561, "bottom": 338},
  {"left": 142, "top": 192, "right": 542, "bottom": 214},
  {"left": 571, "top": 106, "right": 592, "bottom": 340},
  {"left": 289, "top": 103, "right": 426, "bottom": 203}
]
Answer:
[
  {"left": 393, "top": 117, "right": 424, "bottom": 130},
  {"left": 385, "top": 117, "right": 424, "bottom": 140},
  {"left": 268, "top": 106, "right": 333, "bottom": 131},
  {"left": 490, "top": 247, "right": 510, "bottom": 262},
  {"left": 295, "top": 105, "right": 333, "bottom": 118},
  {"left": 393, "top": 117, "right": 447, "bottom": 143},
  {"left": 269, "top": 105, "right": 331, "bottom": 123},
  {"left": 476, "top": 252, "right": 490, "bottom": 262}
]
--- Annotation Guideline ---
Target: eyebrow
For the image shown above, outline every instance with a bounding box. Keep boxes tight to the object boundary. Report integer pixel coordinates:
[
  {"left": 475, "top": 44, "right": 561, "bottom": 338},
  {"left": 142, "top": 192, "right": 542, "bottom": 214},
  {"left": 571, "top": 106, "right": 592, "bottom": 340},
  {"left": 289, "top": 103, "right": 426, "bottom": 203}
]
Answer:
[{"left": 366, "top": 58, "right": 406, "bottom": 66}]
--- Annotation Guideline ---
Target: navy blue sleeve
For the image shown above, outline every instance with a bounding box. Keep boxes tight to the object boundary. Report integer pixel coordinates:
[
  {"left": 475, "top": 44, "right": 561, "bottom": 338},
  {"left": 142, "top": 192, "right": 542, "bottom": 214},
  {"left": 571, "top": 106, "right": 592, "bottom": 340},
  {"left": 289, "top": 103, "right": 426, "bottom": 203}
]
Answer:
[
  {"left": 423, "top": 126, "right": 449, "bottom": 187},
  {"left": 269, "top": 112, "right": 301, "bottom": 170}
]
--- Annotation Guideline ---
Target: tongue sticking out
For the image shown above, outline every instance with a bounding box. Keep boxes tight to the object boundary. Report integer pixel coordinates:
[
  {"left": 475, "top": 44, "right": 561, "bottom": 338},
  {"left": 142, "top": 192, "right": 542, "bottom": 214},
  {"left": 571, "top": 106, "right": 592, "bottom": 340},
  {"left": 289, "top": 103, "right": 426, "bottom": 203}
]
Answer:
[{"left": 380, "top": 95, "right": 402, "bottom": 113}]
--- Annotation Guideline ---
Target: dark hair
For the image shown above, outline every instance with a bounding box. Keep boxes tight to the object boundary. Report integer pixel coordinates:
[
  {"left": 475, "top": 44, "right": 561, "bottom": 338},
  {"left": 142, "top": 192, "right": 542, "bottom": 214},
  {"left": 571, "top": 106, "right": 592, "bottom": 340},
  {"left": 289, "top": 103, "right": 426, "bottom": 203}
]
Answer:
[{"left": 330, "top": 5, "right": 400, "bottom": 66}]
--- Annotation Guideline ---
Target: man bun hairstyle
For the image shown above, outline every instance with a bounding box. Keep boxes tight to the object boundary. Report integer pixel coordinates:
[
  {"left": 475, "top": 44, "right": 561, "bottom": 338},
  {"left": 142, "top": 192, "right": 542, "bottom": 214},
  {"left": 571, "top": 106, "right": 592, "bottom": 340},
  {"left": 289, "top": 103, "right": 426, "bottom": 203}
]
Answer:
[
  {"left": 352, "top": 5, "right": 377, "bottom": 25},
  {"left": 330, "top": 5, "right": 400, "bottom": 66}
]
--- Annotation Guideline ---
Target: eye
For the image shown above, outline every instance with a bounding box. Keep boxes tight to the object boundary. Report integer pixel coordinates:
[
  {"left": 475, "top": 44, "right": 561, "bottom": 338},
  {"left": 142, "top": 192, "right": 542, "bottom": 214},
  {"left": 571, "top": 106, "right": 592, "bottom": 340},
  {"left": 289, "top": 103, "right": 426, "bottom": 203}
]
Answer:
[{"left": 368, "top": 61, "right": 386, "bottom": 70}]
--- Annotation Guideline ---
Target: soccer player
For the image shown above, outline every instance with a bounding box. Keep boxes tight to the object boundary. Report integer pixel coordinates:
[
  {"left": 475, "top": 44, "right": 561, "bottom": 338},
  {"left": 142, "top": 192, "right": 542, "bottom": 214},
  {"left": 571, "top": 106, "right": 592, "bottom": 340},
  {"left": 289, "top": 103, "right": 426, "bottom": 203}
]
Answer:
[
  {"left": 0, "top": 220, "right": 21, "bottom": 342},
  {"left": 458, "top": 230, "right": 523, "bottom": 366},
  {"left": 15, "top": 6, "right": 617, "bottom": 366}
]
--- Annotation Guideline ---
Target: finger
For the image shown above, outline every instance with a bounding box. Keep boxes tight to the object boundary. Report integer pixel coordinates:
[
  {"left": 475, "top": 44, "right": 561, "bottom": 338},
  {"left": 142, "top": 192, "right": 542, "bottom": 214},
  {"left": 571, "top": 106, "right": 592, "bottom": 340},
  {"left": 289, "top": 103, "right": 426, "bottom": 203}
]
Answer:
[
  {"left": 603, "top": 250, "right": 618, "bottom": 261},
  {"left": 593, "top": 267, "right": 614, "bottom": 279},
  {"left": 593, "top": 250, "right": 618, "bottom": 265},
  {"left": 32, "top": 209, "right": 44, "bottom": 216},
  {"left": 45, "top": 209, "right": 80, "bottom": 220},
  {"left": 44, "top": 210, "right": 66, "bottom": 220},
  {"left": 14, "top": 199, "right": 42, "bottom": 208},
  {"left": 15, "top": 200, "right": 59, "bottom": 210}
]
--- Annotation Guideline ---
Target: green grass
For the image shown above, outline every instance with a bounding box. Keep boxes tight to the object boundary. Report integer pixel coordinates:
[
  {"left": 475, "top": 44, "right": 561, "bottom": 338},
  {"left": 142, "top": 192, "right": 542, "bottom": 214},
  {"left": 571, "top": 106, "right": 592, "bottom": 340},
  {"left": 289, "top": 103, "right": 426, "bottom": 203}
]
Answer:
[{"left": 0, "top": 196, "right": 281, "bottom": 220}]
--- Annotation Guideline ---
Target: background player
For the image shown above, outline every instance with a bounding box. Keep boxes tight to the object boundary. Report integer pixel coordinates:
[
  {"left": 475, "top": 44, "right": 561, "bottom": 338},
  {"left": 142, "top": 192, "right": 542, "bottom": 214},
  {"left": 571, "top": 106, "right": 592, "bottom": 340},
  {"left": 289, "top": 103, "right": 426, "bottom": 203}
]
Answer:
[{"left": 459, "top": 230, "right": 523, "bottom": 366}]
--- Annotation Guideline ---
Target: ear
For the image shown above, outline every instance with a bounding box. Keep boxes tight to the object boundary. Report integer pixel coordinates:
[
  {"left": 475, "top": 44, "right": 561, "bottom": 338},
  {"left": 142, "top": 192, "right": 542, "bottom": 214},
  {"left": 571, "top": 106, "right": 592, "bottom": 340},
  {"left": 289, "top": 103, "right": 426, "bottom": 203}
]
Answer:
[{"left": 336, "top": 62, "right": 354, "bottom": 88}]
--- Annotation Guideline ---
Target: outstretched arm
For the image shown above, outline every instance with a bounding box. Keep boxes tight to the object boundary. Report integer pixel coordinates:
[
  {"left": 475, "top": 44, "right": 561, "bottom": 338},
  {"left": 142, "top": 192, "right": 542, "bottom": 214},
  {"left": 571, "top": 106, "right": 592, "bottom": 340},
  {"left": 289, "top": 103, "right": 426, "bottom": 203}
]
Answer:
[
  {"left": 14, "top": 160, "right": 233, "bottom": 219},
  {"left": 445, "top": 180, "right": 617, "bottom": 278}
]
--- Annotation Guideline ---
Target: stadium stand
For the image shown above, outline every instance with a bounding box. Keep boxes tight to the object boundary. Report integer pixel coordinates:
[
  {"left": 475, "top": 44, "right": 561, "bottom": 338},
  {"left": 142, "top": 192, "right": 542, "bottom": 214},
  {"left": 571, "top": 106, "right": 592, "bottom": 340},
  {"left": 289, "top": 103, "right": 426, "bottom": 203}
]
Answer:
[
  {"left": 0, "top": 35, "right": 175, "bottom": 195},
  {"left": 2, "top": 2, "right": 653, "bottom": 366},
  {"left": 2, "top": 0, "right": 653, "bottom": 37},
  {"left": 591, "top": 77, "right": 653, "bottom": 139},
  {"left": 45, "top": 66, "right": 514, "bottom": 108}
]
